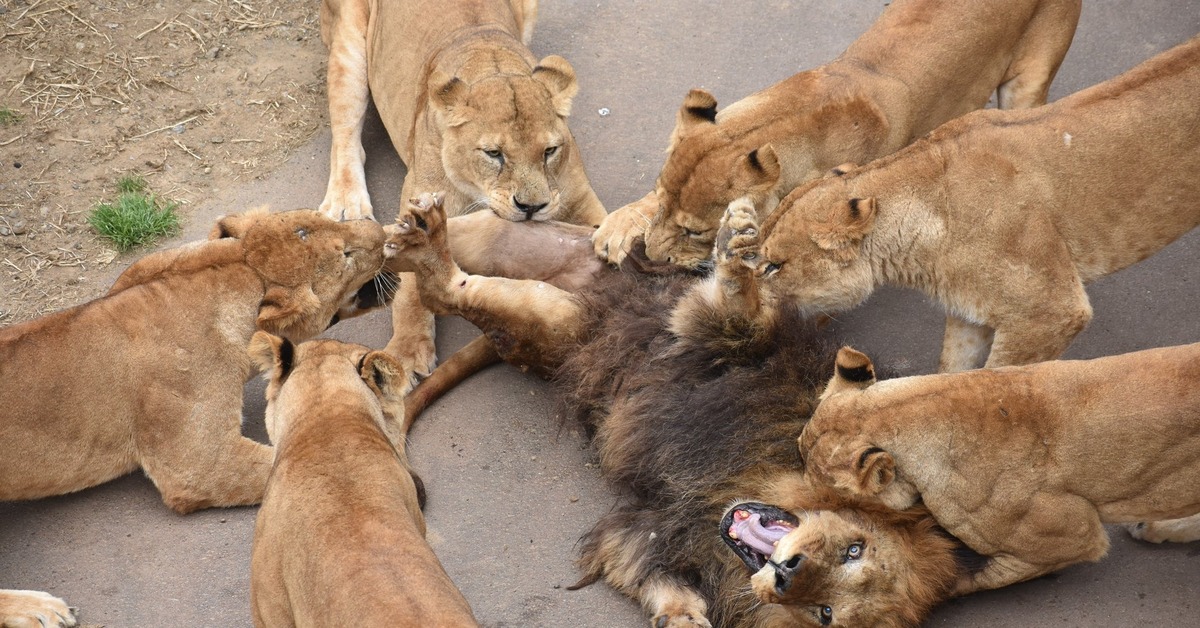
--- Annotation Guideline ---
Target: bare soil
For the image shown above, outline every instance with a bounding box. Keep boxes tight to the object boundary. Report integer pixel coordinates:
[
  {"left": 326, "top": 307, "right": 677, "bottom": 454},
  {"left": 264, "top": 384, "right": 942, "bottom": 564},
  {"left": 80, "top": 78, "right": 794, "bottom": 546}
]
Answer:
[{"left": 0, "top": 0, "right": 326, "bottom": 324}]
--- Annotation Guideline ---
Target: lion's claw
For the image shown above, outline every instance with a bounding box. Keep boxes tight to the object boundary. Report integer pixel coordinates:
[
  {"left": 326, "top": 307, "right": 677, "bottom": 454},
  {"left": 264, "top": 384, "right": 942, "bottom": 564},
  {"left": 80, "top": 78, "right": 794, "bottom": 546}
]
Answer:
[{"left": 714, "top": 202, "right": 762, "bottom": 271}]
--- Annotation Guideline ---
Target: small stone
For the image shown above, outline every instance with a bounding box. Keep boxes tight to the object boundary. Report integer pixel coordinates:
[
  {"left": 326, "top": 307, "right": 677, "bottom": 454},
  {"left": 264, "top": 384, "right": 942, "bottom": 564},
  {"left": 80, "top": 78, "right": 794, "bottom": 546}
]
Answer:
[
  {"left": 210, "top": 137, "right": 224, "bottom": 144},
  {"left": 74, "top": 42, "right": 85, "bottom": 51},
  {"left": 598, "top": 107, "right": 610, "bottom": 116},
  {"left": 0, "top": 226, "right": 10, "bottom": 236},
  {"left": 90, "top": 97, "right": 104, "bottom": 106},
  {"left": 11, "top": 222, "right": 27, "bottom": 235},
  {"left": 171, "top": 124, "right": 185, "bottom": 134},
  {"left": 569, "top": 495, "right": 579, "bottom": 503},
  {"left": 120, "top": 106, "right": 130, "bottom": 113},
  {"left": 203, "top": 166, "right": 211, "bottom": 174},
  {"left": 206, "top": 46, "right": 221, "bottom": 60},
  {"left": 164, "top": 70, "right": 176, "bottom": 78}
]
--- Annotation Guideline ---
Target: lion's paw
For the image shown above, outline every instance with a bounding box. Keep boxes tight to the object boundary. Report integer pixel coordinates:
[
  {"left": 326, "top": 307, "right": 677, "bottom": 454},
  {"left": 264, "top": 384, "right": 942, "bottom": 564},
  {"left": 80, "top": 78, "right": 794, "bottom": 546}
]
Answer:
[
  {"left": 714, "top": 201, "right": 762, "bottom": 270},
  {"left": 594, "top": 195, "right": 656, "bottom": 264},
  {"left": 1126, "top": 515, "right": 1200, "bottom": 543},
  {"left": 385, "top": 193, "right": 449, "bottom": 259},
  {"left": 651, "top": 612, "right": 712, "bottom": 628},
  {"left": 0, "top": 590, "right": 78, "bottom": 628},
  {"left": 319, "top": 184, "right": 375, "bottom": 222}
]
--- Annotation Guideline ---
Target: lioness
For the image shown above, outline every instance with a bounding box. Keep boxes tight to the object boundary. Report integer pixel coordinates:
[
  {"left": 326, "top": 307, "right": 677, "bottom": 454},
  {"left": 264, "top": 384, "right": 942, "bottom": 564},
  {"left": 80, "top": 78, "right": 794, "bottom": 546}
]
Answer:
[
  {"left": 319, "top": 0, "right": 606, "bottom": 227},
  {"left": 796, "top": 344, "right": 1200, "bottom": 595},
  {"left": 383, "top": 195, "right": 976, "bottom": 627},
  {"left": 736, "top": 35, "right": 1200, "bottom": 371},
  {"left": 248, "top": 324, "right": 477, "bottom": 626},
  {"left": 595, "top": 0, "right": 1080, "bottom": 268},
  {"left": 0, "top": 208, "right": 384, "bottom": 512},
  {"left": 0, "top": 209, "right": 385, "bottom": 625}
]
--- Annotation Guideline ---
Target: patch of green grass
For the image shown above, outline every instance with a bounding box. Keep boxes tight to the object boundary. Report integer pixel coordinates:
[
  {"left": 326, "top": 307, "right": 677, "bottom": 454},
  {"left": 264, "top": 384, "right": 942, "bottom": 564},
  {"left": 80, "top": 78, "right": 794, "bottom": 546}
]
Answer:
[
  {"left": 89, "top": 175, "right": 180, "bottom": 252},
  {"left": 0, "top": 108, "right": 21, "bottom": 125}
]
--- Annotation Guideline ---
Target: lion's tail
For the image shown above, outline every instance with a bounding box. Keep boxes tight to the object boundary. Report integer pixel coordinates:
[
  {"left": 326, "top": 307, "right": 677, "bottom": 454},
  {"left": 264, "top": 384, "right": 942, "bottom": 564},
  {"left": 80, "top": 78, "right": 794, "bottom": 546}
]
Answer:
[{"left": 402, "top": 335, "right": 501, "bottom": 433}]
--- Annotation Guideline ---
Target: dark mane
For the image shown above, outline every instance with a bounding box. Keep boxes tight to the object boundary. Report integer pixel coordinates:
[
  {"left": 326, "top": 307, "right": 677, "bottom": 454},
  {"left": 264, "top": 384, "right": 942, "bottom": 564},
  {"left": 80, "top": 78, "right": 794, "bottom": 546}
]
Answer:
[{"left": 554, "top": 268, "right": 842, "bottom": 625}]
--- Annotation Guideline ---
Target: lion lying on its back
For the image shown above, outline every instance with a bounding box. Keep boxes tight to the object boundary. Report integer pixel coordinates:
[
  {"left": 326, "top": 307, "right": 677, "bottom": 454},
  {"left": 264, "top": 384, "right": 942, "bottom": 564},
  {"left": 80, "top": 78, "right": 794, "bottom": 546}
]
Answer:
[{"left": 385, "top": 197, "right": 973, "bottom": 627}]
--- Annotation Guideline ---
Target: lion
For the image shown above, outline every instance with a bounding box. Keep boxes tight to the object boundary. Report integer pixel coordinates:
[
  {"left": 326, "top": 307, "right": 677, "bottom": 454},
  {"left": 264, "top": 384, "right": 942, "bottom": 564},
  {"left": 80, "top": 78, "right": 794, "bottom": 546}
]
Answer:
[
  {"left": 0, "top": 591, "right": 77, "bottom": 628},
  {"left": 383, "top": 194, "right": 980, "bottom": 627},
  {"left": 248, "top": 294, "right": 477, "bottom": 626},
  {"left": 595, "top": 0, "right": 1080, "bottom": 268},
  {"left": 318, "top": 0, "right": 606, "bottom": 227},
  {"left": 732, "top": 35, "right": 1200, "bottom": 371},
  {"left": 796, "top": 344, "right": 1200, "bottom": 596},
  {"left": 0, "top": 209, "right": 386, "bottom": 627}
]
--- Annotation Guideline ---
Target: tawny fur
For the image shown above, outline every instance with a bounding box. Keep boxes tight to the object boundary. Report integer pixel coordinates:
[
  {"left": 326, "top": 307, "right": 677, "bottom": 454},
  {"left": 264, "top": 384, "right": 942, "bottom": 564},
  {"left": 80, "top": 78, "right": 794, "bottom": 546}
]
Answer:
[
  {"left": 745, "top": 36, "right": 1200, "bottom": 370},
  {"left": 385, "top": 197, "right": 971, "bottom": 627},
  {"left": 595, "top": 0, "right": 1080, "bottom": 268},
  {"left": 0, "top": 208, "right": 384, "bottom": 514},
  {"left": 319, "top": 0, "right": 605, "bottom": 227},
  {"left": 0, "top": 210, "right": 385, "bottom": 623},
  {"left": 248, "top": 332, "right": 477, "bottom": 628},
  {"left": 0, "top": 590, "right": 77, "bottom": 628},
  {"left": 800, "top": 344, "right": 1200, "bottom": 593}
]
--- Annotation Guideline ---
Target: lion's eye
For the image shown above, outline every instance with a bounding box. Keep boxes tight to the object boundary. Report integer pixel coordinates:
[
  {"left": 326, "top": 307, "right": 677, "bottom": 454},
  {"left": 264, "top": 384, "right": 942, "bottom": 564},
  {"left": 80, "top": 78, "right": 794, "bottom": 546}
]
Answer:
[
  {"left": 343, "top": 247, "right": 352, "bottom": 258},
  {"left": 818, "top": 606, "right": 833, "bottom": 626},
  {"left": 682, "top": 227, "right": 704, "bottom": 238},
  {"left": 845, "top": 542, "right": 864, "bottom": 561},
  {"left": 295, "top": 228, "right": 308, "bottom": 241},
  {"left": 544, "top": 145, "right": 560, "bottom": 160},
  {"left": 482, "top": 148, "right": 504, "bottom": 166},
  {"left": 763, "top": 262, "right": 781, "bottom": 277}
]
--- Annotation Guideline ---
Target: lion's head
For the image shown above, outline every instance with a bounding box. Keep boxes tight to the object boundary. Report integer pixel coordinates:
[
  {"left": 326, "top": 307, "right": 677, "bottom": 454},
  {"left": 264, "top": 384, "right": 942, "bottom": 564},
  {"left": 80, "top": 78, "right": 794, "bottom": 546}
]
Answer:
[
  {"left": 643, "top": 89, "right": 782, "bottom": 270},
  {"left": 755, "top": 176, "right": 878, "bottom": 316},
  {"left": 208, "top": 208, "right": 388, "bottom": 342},
  {"left": 431, "top": 55, "right": 585, "bottom": 223},
  {"left": 721, "top": 501, "right": 962, "bottom": 628}
]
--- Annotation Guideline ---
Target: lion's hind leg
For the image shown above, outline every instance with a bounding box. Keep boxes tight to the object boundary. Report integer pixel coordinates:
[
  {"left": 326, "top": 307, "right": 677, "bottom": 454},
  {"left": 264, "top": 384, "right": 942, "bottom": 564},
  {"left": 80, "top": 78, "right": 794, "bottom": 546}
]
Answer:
[
  {"left": 0, "top": 589, "right": 77, "bottom": 628},
  {"left": 1127, "top": 513, "right": 1200, "bottom": 544},
  {"left": 319, "top": 0, "right": 373, "bottom": 220},
  {"left": 996, "top": 0, "right": 1080, "bottom": 109}
]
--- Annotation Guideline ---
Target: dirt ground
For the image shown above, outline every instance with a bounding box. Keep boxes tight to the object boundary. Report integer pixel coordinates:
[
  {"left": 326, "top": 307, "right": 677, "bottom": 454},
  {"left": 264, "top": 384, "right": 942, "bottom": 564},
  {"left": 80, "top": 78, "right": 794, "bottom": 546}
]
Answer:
[
  {"left": 2, "top": 1, "right": 1199, "bottom": 628},
  {"left": 0, "top": 0, "right": 326, "bottom": 325}
]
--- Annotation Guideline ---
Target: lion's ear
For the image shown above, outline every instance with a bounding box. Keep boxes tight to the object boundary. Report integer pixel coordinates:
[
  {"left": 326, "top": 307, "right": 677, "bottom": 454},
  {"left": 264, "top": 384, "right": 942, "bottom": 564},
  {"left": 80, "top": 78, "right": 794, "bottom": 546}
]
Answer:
[
  {"left": 248, "top": 330, "right": 294, "bottom": 381},
  {"left": 361, "top": 350, "right": 408, "bottom": 401},
  {"left": 741, "top": 144, "right": 782, "bottom": 191},
  {"left": 828, "top": 163, "right": 858, "bottom": 178},
  {"left": 257, "top": 286, "right": 322, "bottom": 339},
  {"left": 210, "top": 206, "right": 270, "bottom": 240},
  {"left": 532, "top": 55, "right": 578, "bottom": 117},
  {"left": 676, "top": 88, "right": 717, "bottom": 131},
  {"left": 821, "top": 346, "right": 876, "bottom": 398},
  {"left": 810, "top": 197, "right": 877, "bottom": 254},
  {"left": 430, "top": 73, "right": 472, "bottom": 128},
  {"left": 852, "top": 445, "right": 896, "bottom": 497}
]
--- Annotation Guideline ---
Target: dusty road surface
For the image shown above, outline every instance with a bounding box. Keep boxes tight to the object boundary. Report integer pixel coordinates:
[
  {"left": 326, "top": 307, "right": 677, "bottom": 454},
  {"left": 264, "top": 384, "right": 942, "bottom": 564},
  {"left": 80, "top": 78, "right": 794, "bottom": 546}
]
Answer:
[{"left": 3, "top": 1, "right": 1199, "bottom": 627}]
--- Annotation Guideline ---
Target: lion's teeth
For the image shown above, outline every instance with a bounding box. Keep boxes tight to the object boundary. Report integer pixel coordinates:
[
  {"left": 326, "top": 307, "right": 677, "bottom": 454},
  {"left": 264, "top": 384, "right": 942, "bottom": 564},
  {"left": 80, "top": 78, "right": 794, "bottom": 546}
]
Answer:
[{"left": 728, "top": 527, "right": 739, "bottom": 540}]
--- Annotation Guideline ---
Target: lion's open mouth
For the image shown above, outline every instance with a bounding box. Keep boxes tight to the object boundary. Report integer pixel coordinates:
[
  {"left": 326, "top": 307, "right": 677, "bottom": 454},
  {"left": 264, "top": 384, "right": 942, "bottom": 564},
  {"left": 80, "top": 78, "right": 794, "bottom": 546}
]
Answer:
[{"left": 720, "top": 502, "right": 799, "bottom": 573}]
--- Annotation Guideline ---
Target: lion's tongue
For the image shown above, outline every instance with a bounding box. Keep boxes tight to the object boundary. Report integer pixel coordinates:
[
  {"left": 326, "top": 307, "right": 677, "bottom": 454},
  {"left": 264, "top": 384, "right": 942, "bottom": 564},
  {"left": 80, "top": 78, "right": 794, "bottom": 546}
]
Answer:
[{"left": 729, "top": 512, "right": 794, "bottom": 556}]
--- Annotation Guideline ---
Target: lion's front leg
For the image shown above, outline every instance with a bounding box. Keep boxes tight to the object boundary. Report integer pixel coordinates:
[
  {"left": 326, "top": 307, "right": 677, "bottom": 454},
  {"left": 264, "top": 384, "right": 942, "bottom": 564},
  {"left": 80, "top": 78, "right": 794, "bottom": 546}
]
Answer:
[
  {"left": 669, "top": 201, "right": 772, "bottom": 337},
  {"left": 319, "top": 1, "right": 373, "bottom": 221},
  {"left": 386, "top": 193, "right": 586, "bottom": 371},
  {"left": 594, "top": 190, "right": 658, "bottom": 265},
  {"left": 384, "top": 273, "right": 438, "bottom": 392},
  {"left": 0, "top": 590, "right": 77, "bottom": 628}
]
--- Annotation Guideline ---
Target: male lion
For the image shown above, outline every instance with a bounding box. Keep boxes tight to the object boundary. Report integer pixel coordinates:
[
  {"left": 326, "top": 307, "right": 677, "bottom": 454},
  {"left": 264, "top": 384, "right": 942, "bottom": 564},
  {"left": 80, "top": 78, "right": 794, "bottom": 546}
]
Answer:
[
  {"left": 735, "top": 35, "right": 1200, "bottom": 371},
  {"left": 796, "top": 344, "right": 1200, "bottom": 594},
  {"left": 596, "top": 0, "right": 1080, "bottom": 268},
  {"left": 319, "top": 0, "right": 606, "bottom": 227},
  {"left": 0, "top": 209, "right": 385, "bottom": 627},
  {"left": 248, "top": 313, "right": 477, "bottom": 626},
  {"left": 384, "top": 195, "right": 976, "bottom": 627}
]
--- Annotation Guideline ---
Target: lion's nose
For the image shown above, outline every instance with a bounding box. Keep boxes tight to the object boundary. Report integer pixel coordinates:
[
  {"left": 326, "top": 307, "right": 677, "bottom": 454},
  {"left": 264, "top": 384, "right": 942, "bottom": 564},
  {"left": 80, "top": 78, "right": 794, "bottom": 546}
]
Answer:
[
  {"left": 514, "top": 197, "right": 548, "bottom": 219},
  {"left": 771, "top": 554, "right": 805, "bottom": 595}
]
